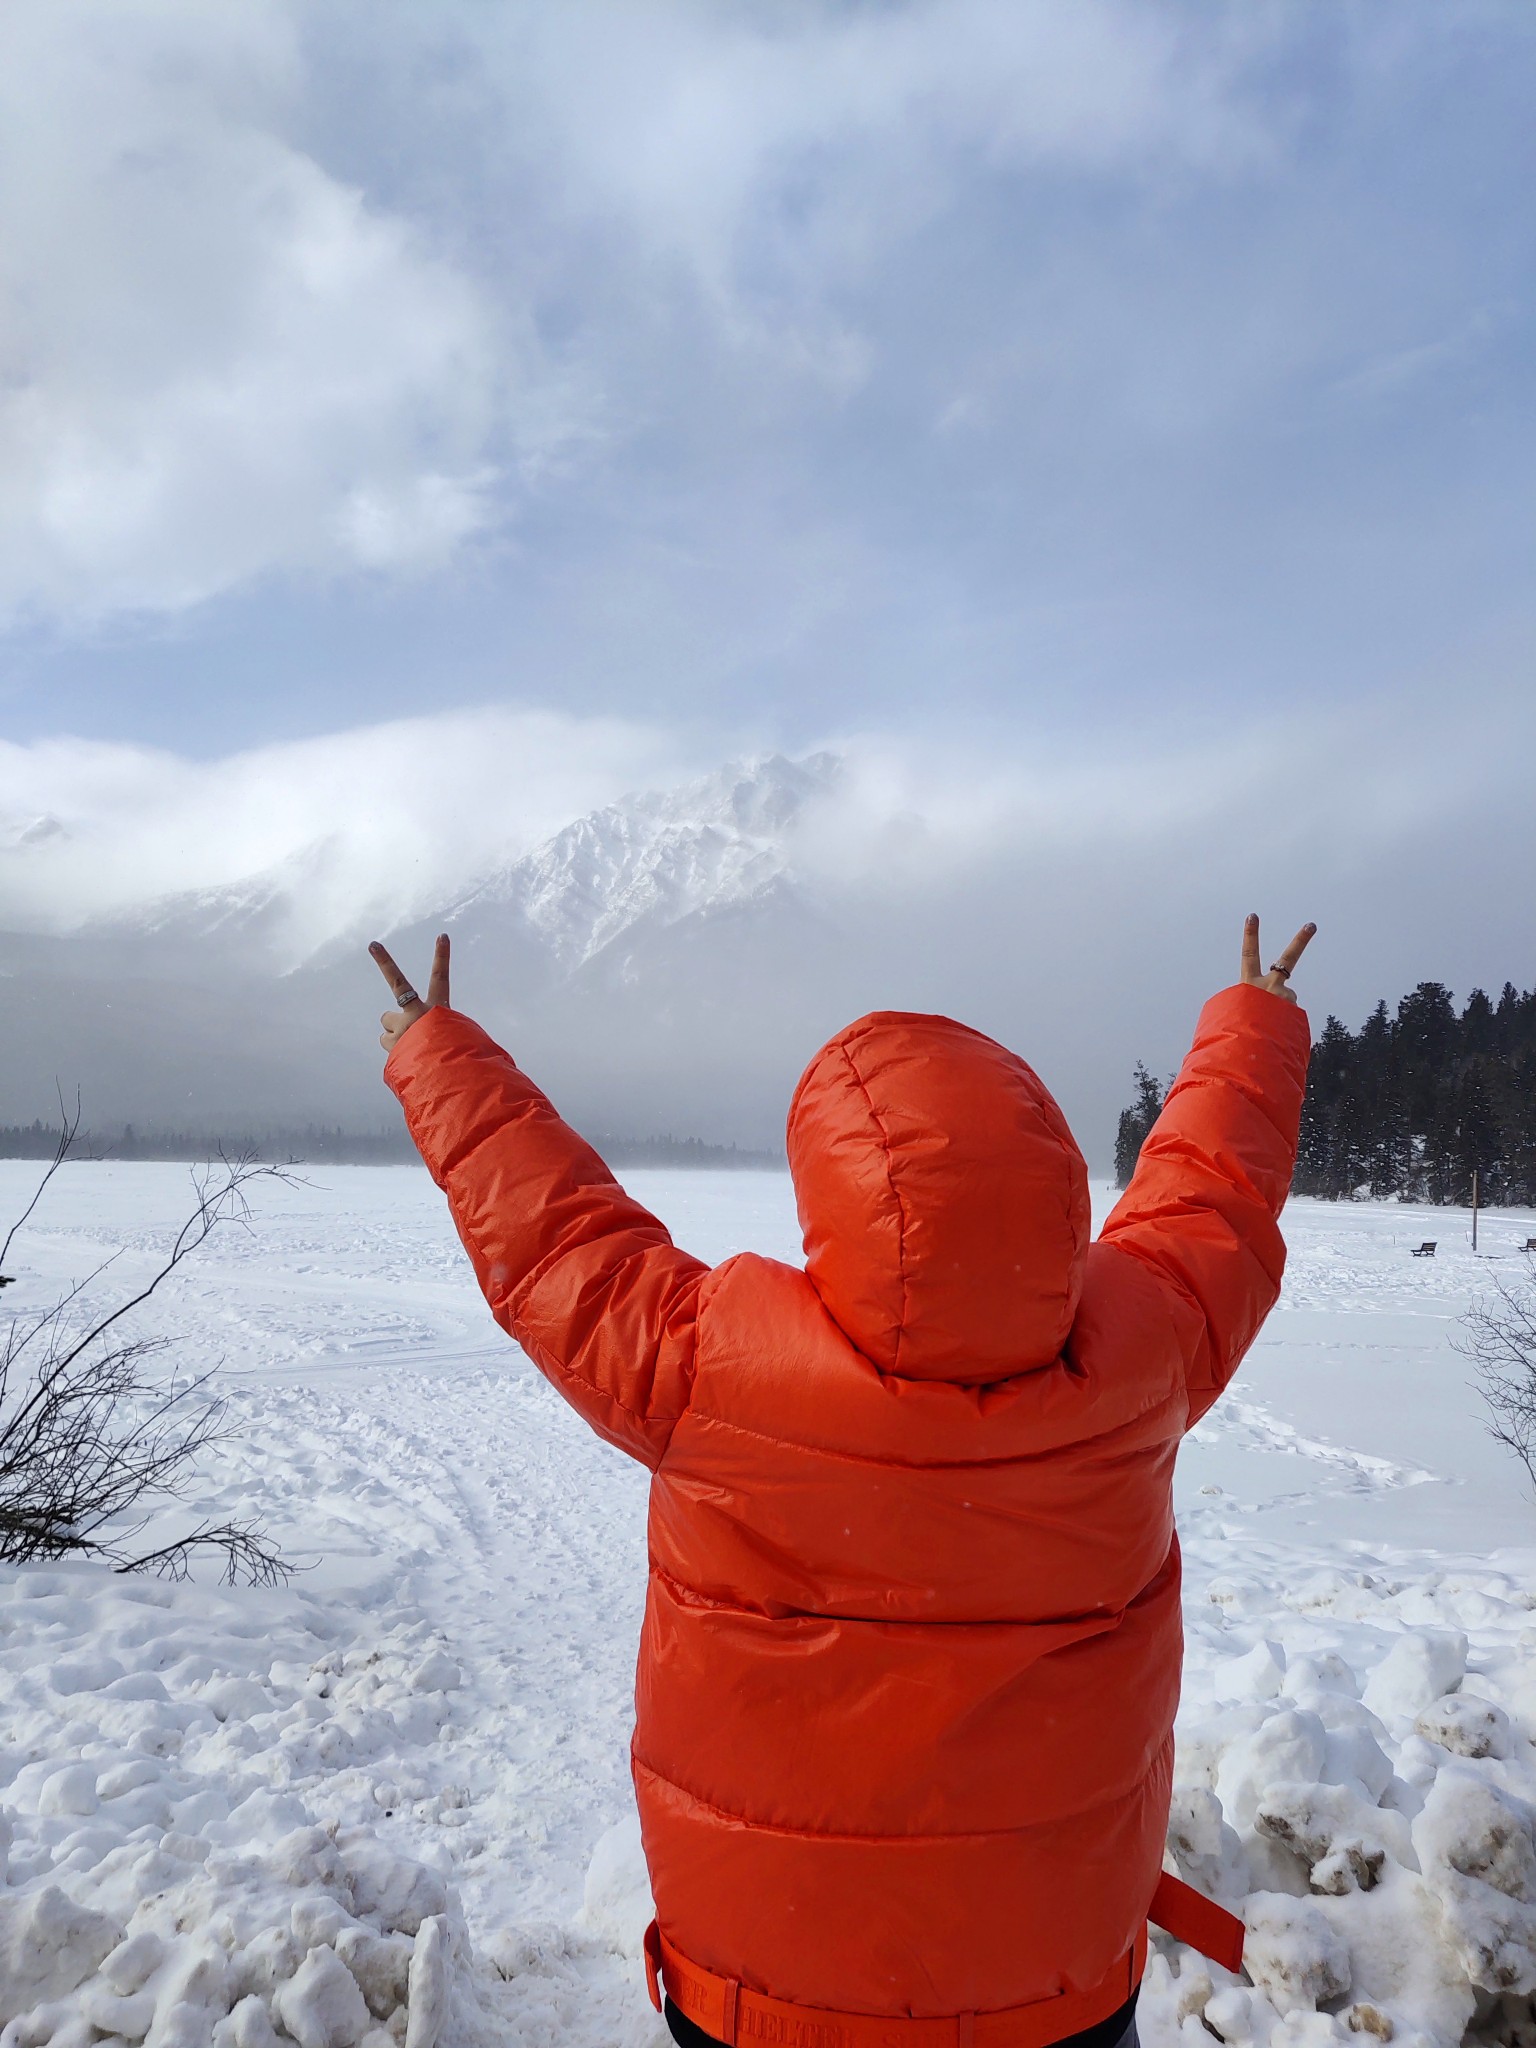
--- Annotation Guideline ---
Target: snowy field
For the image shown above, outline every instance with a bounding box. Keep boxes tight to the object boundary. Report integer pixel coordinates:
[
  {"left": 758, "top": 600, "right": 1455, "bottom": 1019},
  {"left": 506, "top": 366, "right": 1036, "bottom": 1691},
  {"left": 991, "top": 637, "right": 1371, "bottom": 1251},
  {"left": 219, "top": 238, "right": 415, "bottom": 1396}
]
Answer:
[{"left": 1, "top": 1161, "right": 1534, "bottom": 2048}]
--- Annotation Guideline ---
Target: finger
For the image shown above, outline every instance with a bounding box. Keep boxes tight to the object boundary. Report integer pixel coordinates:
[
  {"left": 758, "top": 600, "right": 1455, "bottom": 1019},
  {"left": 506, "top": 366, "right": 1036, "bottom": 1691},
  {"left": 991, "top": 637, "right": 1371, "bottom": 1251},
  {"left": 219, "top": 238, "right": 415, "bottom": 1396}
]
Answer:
[
  {"left": 426, "top": 932, "right": 451, "bottom": 1008},
  {"left": 1274, "top": 922, "right": 1317, "bottom": 976},
  {"left": 381, "top": 1011, "right": 405, "bottom": 1032},
  {"left": 1241, "top": 913, "right": 1262, "bottom": 983},
  {"left": 369, "top": 941, "right": 422, "bottom": 1008},
  {"left": 369, "top": 941, "right": 410, "bottom": 994}
]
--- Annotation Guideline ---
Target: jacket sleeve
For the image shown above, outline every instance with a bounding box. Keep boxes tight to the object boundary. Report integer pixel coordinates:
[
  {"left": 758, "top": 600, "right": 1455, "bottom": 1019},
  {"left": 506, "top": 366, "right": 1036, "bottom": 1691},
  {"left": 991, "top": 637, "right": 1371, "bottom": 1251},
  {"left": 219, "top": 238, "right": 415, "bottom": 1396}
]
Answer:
[
  {"left": 1098, "top": 983, "right": 1311, "bottom": 1424},
  {"left": 385, "top": 1006, "right": 708, "bottom": 1468}
]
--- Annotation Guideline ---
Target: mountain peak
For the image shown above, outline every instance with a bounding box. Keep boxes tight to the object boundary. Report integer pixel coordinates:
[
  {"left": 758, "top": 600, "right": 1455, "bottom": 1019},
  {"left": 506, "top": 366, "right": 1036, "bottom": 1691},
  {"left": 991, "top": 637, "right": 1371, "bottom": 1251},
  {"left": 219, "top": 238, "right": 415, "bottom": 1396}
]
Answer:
[
  {"left": 447, "top": 751, "right": 840, "bottom": 967},
  {"left": 2, "top": 813, "right": 70, "bottom": 850}
]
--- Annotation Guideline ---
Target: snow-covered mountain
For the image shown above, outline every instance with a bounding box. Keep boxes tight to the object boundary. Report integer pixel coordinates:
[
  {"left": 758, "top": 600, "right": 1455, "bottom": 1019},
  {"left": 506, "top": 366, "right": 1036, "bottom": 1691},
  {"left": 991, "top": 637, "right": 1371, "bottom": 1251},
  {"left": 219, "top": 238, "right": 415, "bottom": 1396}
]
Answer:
[
  {"left": 5, "top": 751, "right": 838, "bottom": 981},
  {"left": 0, "top": 753, "right": 857, "bottom": 1140},
  {"left": 104, "top": 837, "right": 359, "bottom": 969},
  {"left": 442, "top": 752, "right": 838, "bottom": 970}
]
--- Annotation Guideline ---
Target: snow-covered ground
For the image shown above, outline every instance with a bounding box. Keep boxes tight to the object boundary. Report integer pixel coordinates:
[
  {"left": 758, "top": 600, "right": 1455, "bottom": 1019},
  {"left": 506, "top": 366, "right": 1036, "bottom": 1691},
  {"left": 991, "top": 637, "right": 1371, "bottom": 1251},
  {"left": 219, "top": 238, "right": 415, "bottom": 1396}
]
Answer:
[{"left": 1, "top": 1162, "right": 1534, "bottom": 2048}]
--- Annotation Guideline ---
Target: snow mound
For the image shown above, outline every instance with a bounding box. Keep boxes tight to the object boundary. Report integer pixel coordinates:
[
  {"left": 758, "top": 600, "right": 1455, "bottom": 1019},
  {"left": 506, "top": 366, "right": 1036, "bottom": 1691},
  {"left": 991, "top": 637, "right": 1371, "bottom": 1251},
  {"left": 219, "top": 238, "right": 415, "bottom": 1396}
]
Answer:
[
  {"left": 1140, "top": 1558, "right": 1536, "bottom": 2048},
  {"left": 0, "top": 1563, "right": 504, "bottom": 2048},
  {"left": 578, "top": 1815, "right": 653, "bottom": 1957}
]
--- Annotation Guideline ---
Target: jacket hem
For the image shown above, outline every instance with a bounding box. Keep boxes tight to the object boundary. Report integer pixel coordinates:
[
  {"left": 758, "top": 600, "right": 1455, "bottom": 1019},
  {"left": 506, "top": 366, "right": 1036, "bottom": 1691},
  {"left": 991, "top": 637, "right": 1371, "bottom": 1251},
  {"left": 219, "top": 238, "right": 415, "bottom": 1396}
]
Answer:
[{"left": 646, "top": 1922, "right": 1146, "bottom": 2046}]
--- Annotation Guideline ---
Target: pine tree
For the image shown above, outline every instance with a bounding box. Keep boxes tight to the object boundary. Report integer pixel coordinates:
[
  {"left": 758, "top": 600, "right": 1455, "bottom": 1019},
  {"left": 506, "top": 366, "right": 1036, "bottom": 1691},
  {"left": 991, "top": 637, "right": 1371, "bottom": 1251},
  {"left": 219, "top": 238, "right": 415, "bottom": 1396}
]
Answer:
[
  {"left": 1114, "top": 1063, "right": 1166, "bottom": 1187},
  {"left": 1297, "top": 1017, "right": 1354, "bottom": 1197},
  {"left": 1454, "top": 1060, "right": 1501, "bottom": 1202},
  {"left": 1284, "top": 977, "right": 1536, "bottom": 1205}
]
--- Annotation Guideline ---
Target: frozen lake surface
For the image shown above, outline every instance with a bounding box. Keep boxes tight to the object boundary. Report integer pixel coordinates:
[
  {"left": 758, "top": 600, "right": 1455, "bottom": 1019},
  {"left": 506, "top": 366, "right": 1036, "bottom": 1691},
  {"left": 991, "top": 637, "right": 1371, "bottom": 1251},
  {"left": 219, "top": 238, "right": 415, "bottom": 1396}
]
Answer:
[{"left": 1, "top": 1162, "right": 1533, "bottom": 2047}]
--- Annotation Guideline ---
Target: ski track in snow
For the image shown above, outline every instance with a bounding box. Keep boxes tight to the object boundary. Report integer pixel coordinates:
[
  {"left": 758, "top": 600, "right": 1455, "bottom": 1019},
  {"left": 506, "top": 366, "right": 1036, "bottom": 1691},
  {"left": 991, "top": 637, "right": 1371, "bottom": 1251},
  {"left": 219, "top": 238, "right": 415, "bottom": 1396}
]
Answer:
[{"left": 1, "top": 1163, "right": 1535, "bottom": 2047}]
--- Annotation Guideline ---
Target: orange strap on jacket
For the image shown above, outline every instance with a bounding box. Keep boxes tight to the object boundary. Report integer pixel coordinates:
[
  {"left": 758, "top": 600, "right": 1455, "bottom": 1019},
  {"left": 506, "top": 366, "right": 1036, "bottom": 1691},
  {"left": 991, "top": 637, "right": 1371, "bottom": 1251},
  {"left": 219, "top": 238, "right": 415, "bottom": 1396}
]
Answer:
[
  {"left": 642, "top": 1875, "right": 1242, "bottom": 2046},
  {"left": 1149, "top": 1871, "right": 1245, "bottom": 1974},
  {"left": 644, "top": 1923, "right": 1147, "bottom": 2048}
]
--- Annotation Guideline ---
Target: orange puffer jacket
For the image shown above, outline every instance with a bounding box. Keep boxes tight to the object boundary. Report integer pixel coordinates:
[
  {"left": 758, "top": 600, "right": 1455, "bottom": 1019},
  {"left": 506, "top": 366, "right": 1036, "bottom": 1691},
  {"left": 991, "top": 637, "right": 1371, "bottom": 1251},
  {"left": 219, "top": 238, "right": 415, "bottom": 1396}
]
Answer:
[{"left": 387, "top": 984, "right": 1310, "bottom": 2027}]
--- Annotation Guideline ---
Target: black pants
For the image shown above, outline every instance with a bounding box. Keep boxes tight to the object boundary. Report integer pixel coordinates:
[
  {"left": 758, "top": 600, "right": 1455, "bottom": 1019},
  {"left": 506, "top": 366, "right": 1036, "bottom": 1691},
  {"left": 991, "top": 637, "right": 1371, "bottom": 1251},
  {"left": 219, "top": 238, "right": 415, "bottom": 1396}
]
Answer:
[{"left": 664, "top": 1988, "right": 1140, "bottom": 2048}]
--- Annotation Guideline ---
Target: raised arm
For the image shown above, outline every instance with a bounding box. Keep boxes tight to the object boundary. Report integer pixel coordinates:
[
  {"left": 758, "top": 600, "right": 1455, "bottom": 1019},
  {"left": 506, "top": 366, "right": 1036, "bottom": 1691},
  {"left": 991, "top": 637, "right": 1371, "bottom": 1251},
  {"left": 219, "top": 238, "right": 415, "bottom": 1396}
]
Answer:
[
  {"left": 371, "top": 938, "right": 706, "bottom": 1468},
  {"left": 1099, "top": 917, "right": 1315, "bottom": 1423}
]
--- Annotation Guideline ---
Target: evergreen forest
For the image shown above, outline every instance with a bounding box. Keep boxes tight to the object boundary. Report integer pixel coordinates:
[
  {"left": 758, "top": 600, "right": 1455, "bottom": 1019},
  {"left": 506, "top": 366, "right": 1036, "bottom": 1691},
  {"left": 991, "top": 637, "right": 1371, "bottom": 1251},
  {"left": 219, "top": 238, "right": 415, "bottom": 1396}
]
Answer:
[{"left": 1116, "top": 981, "right": 1536, "bottom": 1205}]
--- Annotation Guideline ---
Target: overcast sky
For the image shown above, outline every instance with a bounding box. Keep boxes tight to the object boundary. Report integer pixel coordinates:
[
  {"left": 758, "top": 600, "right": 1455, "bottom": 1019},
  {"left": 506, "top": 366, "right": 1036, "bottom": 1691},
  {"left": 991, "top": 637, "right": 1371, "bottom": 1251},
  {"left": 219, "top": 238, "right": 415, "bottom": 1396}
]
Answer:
[{"left": 2, "top": 0, "right": 1533, "bottom": 1114}]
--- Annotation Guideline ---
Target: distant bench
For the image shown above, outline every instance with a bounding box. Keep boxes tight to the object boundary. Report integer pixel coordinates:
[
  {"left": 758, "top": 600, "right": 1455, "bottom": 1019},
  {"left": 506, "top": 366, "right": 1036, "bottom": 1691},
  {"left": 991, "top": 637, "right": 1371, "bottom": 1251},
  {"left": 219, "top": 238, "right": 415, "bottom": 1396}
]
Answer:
[
  {"left": 1411, "top": 1242, "right": 1437, "bottom": 1258},
  {"left": 1525, "top": 1238, "right": 1536, "bottom": 1254}
]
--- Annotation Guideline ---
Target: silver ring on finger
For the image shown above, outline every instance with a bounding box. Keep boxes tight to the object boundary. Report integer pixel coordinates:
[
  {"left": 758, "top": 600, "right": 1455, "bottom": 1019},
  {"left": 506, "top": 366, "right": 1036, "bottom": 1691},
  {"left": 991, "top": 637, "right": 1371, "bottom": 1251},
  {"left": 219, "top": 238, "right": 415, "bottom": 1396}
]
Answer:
[
  {"left": 396, "top": 989, "right": 421, "bottom": 1007},
  {"left": 1268, "top": 964, "right": 1290, "bottom": 979}
]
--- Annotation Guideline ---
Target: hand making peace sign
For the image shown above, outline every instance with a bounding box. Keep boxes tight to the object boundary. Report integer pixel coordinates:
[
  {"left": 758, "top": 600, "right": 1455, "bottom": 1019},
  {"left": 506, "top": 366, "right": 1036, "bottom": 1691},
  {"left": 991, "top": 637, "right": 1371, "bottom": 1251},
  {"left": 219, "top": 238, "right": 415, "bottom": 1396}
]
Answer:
[
  {"left": 1240, "top": 914, "right": 1316, "bottom": 1005},
  {"left": 369, "top": 933, "right": 451, "bottom": 1055}
]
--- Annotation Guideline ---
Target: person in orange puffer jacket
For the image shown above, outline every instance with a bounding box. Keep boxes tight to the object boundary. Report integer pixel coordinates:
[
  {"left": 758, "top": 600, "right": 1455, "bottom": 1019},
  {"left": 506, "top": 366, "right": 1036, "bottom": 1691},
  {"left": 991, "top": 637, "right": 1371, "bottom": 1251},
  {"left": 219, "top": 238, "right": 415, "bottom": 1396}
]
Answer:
[{"left": 369, "top": 913, "right": 1315, "bottom": 2048}]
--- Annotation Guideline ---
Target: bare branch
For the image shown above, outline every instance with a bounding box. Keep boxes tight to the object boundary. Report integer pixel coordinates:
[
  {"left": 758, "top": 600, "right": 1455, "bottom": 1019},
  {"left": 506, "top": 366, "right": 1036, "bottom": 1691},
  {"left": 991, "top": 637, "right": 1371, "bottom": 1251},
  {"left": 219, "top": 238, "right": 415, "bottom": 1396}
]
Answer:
[
  {"left": 1456, "top": 1260, "right": 1536, "bottom": 1492},
  {"left": 108, "top": 1520, "right": 291, "bottom": 1589},
  {"left": 0, "top": 1086, "right": 82, "bottom": 1275},
  {"left": 49, "top": 1154, "right": 299, "bottom": 1378},
  {"left": 0, "top": 1118, "right": 301, "bottom": 1584}
]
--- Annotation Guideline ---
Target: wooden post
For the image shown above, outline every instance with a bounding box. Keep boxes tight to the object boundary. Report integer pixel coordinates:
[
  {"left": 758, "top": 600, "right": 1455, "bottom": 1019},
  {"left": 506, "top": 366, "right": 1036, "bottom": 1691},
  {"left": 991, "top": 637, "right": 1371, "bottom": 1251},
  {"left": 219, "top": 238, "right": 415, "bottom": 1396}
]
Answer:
[{"left": 1472, "top": 1167, "right": 1479, "bottom": 1253}]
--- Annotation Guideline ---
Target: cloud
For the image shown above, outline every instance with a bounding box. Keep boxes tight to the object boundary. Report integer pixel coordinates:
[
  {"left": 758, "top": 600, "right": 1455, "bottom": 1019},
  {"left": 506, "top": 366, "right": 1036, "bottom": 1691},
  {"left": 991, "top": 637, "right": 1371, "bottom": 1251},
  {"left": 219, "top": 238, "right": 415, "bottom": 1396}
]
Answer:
[
  {"left": 5, "top": 662, "right": 1531, "bottom": 984},
  {"left": 2, "top": 673, "right": 1532, "bottom": 1150},
  {"left": 1, "top": 0, "right": 1275, "bottom": 630},
  {"left": 0, "top": 708, "right": 697, "bottom": 959},
  {"left": 503, "top": 2, "right": 1271, "bottom": 270},
  {"left": 0, "top": 0, "right": 512, "bottom": 622},
  {"left": 416, "top": 0, "right": 1281, "bottom": 391},
  {"left": 188, "top": 0, "right": 1530, "bottom": 764},
  {"left": 3, "top": 0, "right": 1526, "bottom": 712}
]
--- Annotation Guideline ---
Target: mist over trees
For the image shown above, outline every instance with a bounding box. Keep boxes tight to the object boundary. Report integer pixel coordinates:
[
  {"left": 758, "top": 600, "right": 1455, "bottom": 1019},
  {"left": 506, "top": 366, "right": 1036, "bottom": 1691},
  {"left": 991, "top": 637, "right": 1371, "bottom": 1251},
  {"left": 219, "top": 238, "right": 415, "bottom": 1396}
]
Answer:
[
  {"left": 0, "top": 1120, "right": 781, "bottom": 1171},
  {"left": 1116, "top": 981, "right": 1536, "bottom": 1202}
]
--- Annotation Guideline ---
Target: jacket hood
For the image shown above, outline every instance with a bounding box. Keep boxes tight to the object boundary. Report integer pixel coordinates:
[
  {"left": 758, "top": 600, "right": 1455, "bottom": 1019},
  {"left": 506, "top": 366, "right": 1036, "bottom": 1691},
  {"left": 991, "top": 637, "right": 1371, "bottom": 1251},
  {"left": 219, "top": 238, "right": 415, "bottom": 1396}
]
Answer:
[{"left": 786, "top": 1011, "right": 1089, "bottom": 1383}]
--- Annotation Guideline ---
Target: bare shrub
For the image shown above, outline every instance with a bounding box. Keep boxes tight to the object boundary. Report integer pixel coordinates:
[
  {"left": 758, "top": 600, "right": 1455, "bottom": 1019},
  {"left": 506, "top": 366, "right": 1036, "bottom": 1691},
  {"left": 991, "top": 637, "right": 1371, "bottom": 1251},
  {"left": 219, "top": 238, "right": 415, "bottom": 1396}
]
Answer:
[
  {"left": 1458, "top": 1261, "right": 1536, "bottom": 1490},
  {"left": 0, "top": 1099, "right": 295, "bottom": 1584}
]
